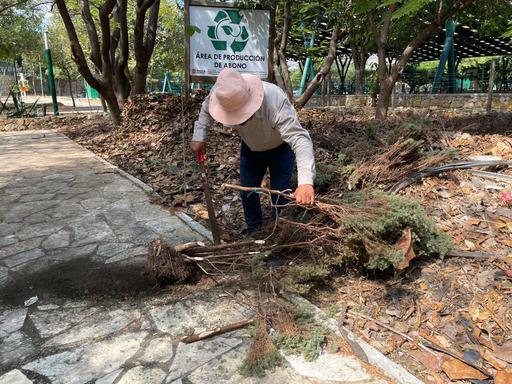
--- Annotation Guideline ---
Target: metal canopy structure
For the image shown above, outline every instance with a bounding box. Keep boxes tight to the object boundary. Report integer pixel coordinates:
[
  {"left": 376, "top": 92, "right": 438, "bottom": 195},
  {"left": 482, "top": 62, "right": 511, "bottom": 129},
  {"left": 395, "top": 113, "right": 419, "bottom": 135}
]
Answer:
[
  {"left": 289, "top": 23, "right": 512, "bottom": 64},
  {"left": 410, "top": 24, "right": 512, "bottom": 63}
]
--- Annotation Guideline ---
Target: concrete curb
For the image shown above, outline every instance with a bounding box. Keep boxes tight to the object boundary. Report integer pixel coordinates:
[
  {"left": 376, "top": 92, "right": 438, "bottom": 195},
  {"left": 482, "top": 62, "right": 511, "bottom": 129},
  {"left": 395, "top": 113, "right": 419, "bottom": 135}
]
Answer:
[{"left": 286, "top": 294, "right": 424, "bottom": 384}]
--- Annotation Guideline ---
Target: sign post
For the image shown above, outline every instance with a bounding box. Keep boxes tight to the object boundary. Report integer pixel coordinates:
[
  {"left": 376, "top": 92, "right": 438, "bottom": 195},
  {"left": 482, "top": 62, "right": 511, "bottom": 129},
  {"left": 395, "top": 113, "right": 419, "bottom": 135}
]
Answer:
[
  {"left": 185, "top": 0, "right": 273, "bottom": 88},
  {"left": 44, "top": 31, "right": 59, "bottom": 116}
]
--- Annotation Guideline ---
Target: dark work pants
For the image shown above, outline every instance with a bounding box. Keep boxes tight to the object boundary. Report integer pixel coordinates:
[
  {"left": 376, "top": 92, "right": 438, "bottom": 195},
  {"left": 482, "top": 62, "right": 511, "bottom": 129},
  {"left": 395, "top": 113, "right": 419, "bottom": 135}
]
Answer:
[{"left": 239, "top": 141, "right": 295, "bottom": 233}]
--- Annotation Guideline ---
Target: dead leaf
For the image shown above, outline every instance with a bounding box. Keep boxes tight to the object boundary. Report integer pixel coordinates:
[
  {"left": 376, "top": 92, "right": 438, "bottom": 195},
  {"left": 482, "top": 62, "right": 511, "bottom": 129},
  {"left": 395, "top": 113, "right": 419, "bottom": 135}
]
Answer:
[
  {"left": 495, "top": 371, "right": 512, "bottom": 384},
  {"left": 395, "top": 228, "right": 416, "bottom": 270},
  {"left": 172, "top": 193, "right": 199, "bottom": 206},
  {"left": 468, "top": 301, "right": 492, "bottom": 323},
  {"left": 408, "top": 349, "right": 443, "bottom": 373},
  {"left": 479, "top": 347, "right": 509, "bottom": 370},
  {"left": 441, "top": 358, "right": 488, "bottom": 380},
  {"left": 464, "top": 239, "right": 477, "bottom": 251},
  {"left": 432, "top": 335, "right": 453, "bottom": 349},
  {"left": 497, "top": 238, "right": 512, "bottom": 248},
  {"left": 494, "top": 342, "right": 512, "bottom": 364}
]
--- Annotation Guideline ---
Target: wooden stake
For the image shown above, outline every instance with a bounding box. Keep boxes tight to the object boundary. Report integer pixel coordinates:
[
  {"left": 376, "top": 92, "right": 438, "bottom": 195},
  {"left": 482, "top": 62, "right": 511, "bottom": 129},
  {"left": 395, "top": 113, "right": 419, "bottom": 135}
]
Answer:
[{"left": 487, "top": 60, "right": 496, "bottom": 113}]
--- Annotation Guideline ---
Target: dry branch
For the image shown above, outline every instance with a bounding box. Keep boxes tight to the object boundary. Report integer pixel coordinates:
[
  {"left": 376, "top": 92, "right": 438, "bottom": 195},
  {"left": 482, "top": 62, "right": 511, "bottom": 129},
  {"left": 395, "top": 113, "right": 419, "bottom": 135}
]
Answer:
[{"left": 181, "top": 318, "right": 255, "bottom": 343}]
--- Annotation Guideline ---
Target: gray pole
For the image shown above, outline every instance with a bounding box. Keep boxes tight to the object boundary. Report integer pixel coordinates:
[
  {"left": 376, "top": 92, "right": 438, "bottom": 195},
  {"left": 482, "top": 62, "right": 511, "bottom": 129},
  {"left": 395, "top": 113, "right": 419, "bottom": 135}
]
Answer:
[{"left": 39, "top": 56, "right": 45, "bottom": 97}]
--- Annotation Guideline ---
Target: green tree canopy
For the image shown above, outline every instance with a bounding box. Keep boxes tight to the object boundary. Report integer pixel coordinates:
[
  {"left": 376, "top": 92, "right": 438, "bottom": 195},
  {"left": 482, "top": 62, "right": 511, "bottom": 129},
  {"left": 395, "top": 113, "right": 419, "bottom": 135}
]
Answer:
[{"left": 0, "top": 0, "right": 46, "bottom": 60}]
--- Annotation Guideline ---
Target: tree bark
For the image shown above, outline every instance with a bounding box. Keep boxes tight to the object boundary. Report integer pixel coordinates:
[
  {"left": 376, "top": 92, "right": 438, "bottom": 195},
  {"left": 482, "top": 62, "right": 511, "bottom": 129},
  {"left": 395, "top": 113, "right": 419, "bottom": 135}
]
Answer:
[
  {"left": 295, "top": 25, "right": 340, "bottom": 109},
  {"left": 113, "top": 0, "right": 131, "bottom": 103},
  {"left": 277, "top": 0, "right": 293, "bottom": 99},
  {"left": 79, "top": 0, "right": 101, "bottom": 70},
  {"left": 133, "top": 0, "right": 160, "bottom": 94},
  {"left": 273, "top": 32, "right": 286, "bottom": 90},
  {"left": 351, "top": 45, "right": 367, "bottom": 95},
  {"left": 56, "top": 0, "right": 123, "bottom": 124},
  {"left": 103, "top": 88, "right": 122, "bottom": 124},
  {"left": 64, "top": 67, "right": 76, "bottom": 107}
]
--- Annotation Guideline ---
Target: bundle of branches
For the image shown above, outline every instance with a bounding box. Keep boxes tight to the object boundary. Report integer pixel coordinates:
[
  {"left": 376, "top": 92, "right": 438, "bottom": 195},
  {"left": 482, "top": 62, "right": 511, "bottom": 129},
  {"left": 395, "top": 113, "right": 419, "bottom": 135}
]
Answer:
[
  {"left": 147, "top": 184, "right": 451, "bottom": 285},
  {"left": 279, "top": 190, "right": 452, "bottom": 271},
  {"left": 349, "top": 138, "right": 454, "bottom": 189},
  {"left": 240, "top": 295, "right": 351, "bottom": 377},
  {"left": 147, "top": 238, "right": 273, "bottom": 282}
]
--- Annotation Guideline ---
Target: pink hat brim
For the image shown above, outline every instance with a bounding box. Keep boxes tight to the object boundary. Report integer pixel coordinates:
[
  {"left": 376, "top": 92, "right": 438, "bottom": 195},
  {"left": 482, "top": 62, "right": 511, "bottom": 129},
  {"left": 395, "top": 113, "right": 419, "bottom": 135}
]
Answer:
[{"left": 209, "top": 74, "right": 264, "bottom": 126}]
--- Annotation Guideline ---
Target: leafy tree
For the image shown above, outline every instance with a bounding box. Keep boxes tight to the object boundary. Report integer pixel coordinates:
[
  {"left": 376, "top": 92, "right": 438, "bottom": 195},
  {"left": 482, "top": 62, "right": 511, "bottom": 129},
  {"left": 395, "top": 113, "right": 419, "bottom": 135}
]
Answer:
[
  {"left": 355, "top": 0, "right": 477, "bottom": 119},
  {"left": 0, "top": 0, "right": 45, "bottom": 61},
  {"left": 54, "top": 0, "right": 162, "bottom": 124},
  {"left": 150, "top": 1, "right": 184, "bottom": 83},
  {"left": 355, "top": 0, "right": 512, "bottom": 119},
  {"left": 49, "top": 15, "right": 82, "bottom": 107}
]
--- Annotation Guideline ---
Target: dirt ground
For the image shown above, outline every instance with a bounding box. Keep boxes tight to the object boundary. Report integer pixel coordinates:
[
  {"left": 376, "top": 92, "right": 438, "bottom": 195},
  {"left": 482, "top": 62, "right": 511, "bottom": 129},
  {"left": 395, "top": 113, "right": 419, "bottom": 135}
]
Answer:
[{"left": 55, "top": 102, "right": 512, "bottom": 384}]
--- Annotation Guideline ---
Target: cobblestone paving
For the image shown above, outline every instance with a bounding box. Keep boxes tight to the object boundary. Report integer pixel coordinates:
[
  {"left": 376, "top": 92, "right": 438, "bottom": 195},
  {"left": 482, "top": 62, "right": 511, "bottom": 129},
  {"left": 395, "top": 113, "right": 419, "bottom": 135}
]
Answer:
[
  {"left": 0, "top": 130, "right": 420, "bottom": 384},
  {"left": 0, "top": 130, "right": 204, "bottom": 292}
]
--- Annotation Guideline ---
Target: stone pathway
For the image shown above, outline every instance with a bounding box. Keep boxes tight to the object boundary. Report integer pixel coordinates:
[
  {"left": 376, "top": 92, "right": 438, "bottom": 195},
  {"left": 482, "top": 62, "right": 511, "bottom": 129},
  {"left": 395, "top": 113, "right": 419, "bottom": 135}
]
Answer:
[
  {"left": 0, "top": 130, "right": 421, "bottom": 383},
  {"left": 0, "top": 289, "right": 419, "bottom": 384},
  {"left": 0, "top": 130, "right": 206, "bottom": 299}
]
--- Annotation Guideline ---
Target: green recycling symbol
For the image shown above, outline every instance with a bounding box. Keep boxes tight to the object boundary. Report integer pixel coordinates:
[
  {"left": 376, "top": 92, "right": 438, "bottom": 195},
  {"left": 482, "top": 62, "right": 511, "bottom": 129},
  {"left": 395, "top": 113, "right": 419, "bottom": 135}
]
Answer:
[{"left": 207, "top": 9, "right": 249, "bottom": 53}]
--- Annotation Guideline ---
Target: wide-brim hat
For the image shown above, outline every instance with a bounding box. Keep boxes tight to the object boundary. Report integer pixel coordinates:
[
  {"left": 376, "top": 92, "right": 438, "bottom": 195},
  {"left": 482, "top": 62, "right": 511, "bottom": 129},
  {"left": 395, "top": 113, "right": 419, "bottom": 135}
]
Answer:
[{"left": 209, "top": 69, "right": 264, "bottom": 126}]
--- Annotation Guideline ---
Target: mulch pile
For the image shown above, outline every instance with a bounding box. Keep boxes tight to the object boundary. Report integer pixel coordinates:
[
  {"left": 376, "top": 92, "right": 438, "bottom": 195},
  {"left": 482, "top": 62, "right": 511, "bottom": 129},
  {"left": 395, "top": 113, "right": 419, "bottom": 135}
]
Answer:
[{"left": 58, "top": 96, "right": 512, "bottom": 384}]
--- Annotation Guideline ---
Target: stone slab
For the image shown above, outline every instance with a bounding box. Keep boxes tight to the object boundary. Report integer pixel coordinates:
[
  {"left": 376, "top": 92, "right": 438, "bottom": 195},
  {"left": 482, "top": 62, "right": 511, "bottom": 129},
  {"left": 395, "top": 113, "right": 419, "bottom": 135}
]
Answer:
[
  {"left": 23, "top": 332, "right": 147, "bottom": 384},
  {"left": 138, "top": 335, "right": 174, "bottom": 364},
  {"left": 0, "top": 369, "right": 32, "bottom": 384},
  {"left": 166, "top": 337, "right": 242, "bottom": 382},
  {"left": 184, "top": 346, "right": 312, "bottom": 384},
  {"left": 0, "top": 308, "right": 27, "bottom": 338},
  {"left": 30, "top": 307, "right": 99, "bottom": 338},
  {"left": 0, "top": 238, "right": 42, "bottom": 260},
  {"left": 284, "top": 352, "right": 380, "bottom": 383},
  {"left": 147, "top": 292, "right": 253, "bottom": 338},
  {"left": 95, "top": 369, "right": 123, "bottom": 384},
  {"left": 3, "top": 248, "right": 45, "bottom": 269},
  {"left": 118, "top": 366, "right": 166, "bottom": 384},
  {"left": 44, "top": 308, "right": 140, "bottom": 347},
  {"left": 0, "top": 332, "right": 35, "bottom": 368}
]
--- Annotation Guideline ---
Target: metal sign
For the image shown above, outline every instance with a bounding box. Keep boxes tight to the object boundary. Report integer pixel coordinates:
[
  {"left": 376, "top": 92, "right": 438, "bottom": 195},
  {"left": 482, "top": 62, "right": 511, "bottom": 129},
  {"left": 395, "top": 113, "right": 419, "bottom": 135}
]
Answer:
[{"left": 185, "top": 1, "right": 273, "bottom": 83}]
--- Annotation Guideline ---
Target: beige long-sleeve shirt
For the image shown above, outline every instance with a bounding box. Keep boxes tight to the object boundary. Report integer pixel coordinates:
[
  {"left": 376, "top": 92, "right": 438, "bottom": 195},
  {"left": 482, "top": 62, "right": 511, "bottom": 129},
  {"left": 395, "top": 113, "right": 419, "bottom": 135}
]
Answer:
[{"left": 192, "top": 82, "right": 316, "bottom": 185}]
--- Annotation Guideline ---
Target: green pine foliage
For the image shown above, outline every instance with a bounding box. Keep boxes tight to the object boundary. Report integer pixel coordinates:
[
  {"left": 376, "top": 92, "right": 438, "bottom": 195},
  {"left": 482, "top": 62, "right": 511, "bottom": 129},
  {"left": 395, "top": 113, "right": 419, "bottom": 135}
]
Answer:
[{"left": 340, "top": 192, "right": 452, "bottom": 270}]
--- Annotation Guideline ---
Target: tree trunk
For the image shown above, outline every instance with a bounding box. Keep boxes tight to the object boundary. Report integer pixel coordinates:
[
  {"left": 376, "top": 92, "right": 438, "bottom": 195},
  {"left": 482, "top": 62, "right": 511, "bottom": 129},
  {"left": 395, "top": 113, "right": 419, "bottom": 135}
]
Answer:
[
  {"left": 369, "top": 0, "right": 475, "bottom": 119},
  {"left": 295, "top": 26, "right": 340, "bottom": 109},
  {"left": 133, "top": 0, "right": 160, "bottom": 95},
  {"left": 64, "top": 68, "right": 76, "bottom": 107},
  {"left": 277, "top": 0, "right": 293, "bottom": 99},
  {"left": 351, "top": 45, "right": 367, "bottom": 95},
  {"left": 273, "top": 33, "right": 285, "bottom": 89},
  {"left": 100, "top": 96, "right": 108, "bottom": 112},
  {"left": 112, "top": 0, "right": 131, "bottom": 103},
  {"left": 133, "top": 65, "right": 149, "bottom": 95},
  {"left": 103, "top": 88, "right": 122, "bottom": 124},
  {"left": 56, "top": 0, "right": 122, "bottom": 124},
  {"left": 375, "top": 80, "right": 393, "bottom": 120}
]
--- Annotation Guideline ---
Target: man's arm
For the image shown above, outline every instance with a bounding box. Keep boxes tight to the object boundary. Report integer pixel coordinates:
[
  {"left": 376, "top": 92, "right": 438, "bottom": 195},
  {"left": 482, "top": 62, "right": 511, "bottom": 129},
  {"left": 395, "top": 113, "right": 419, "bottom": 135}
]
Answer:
[
  {"left": 191, "top": 95, "right": 214, "bottom": 153},
  {"left": 273, "top": 90, "right": 316, "bottom": 204}
]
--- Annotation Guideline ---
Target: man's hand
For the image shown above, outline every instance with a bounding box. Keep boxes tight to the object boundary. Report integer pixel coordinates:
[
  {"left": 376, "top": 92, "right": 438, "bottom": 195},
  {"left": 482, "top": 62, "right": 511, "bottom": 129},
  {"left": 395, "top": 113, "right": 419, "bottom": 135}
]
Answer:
[
  {"left": 190, "top": 141, "right": 206, "bottom": 155},
  {"left": 294, "top": 184, "right": 315, "bottom": 205}
]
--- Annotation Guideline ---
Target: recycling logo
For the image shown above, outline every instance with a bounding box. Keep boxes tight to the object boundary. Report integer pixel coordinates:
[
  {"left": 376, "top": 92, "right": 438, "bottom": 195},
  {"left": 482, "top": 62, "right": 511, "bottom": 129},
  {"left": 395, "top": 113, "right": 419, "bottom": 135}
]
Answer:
[{"left": 207, "top": 9, "right": 249, "bottom": 53}]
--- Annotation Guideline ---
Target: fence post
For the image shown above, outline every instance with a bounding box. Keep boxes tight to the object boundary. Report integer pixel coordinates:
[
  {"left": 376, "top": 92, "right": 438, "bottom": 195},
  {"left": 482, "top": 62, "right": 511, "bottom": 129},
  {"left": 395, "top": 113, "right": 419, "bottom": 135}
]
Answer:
[{"left": 487, "top": 60, "right": 496, "bottom": 113}]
